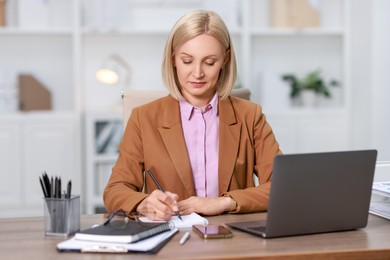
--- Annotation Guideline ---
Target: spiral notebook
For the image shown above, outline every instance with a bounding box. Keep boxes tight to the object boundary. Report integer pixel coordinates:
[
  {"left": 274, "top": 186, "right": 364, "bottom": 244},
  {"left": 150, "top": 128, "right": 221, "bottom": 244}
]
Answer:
[
  {"left": 57, "top": 229, "right": 178, "bottom": 254},
  {"left": 74, "top": 220, "right": 171, "bottom": 244}
]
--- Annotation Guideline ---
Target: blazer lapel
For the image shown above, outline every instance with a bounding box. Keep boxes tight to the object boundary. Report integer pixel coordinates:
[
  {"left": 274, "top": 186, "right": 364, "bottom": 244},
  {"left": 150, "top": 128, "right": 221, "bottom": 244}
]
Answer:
[
  {"left": 158, "top": 97, "right": 196, "bottom": 196},
  {"left": 218, "top": 97, "right": 241, "bottom": 194}
]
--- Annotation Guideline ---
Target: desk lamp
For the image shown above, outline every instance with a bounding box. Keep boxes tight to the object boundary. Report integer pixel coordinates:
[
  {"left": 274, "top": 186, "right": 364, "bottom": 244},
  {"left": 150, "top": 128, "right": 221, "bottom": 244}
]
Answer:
[{"left": 96, "top": 54, "right": 131, "bottom": 99}]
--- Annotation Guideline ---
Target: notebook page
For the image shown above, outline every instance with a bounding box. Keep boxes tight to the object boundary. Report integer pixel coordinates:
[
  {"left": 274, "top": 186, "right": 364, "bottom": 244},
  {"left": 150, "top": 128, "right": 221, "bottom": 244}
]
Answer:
[{"left": 138, "top": 212, "right": 208, "bottom": 228}]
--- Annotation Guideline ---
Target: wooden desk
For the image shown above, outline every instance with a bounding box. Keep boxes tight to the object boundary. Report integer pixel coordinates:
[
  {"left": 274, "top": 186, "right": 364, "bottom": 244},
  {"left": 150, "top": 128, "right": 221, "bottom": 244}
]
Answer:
[{"left": 1, "top": 213, "right": 390, "bottom": 259}]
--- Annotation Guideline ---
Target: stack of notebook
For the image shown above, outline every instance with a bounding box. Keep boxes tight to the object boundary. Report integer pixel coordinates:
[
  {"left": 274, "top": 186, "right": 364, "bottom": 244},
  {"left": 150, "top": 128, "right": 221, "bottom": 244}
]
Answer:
[{"left": 57, "top": 212, "right": 208, "bottom": 253}]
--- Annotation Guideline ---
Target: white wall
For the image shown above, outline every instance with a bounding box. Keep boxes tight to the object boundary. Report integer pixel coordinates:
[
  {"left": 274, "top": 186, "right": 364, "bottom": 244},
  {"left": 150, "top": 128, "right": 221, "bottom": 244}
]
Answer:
[
  {"left": 371, "top": 0, "right": 390, "bottom": 161},
  {"left": 349, "top": 0, "right": 373, "bottom": 151},
  {"left": 350, "top": 0, "right": 390, "bottom": 161}
]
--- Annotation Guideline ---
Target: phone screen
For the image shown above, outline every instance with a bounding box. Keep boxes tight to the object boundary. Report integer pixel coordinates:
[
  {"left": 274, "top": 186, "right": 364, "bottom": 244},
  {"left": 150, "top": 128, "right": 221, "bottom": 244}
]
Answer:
[{"left": 192, "top": 225, "right": 233, "bottom": 239}]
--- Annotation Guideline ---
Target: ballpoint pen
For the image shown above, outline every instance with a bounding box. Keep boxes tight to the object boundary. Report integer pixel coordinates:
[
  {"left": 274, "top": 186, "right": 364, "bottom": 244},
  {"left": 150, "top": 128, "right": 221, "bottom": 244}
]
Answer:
[
  {"left": 58, "top": 177, "right": 61, "bottom": 198},
  {"left": 66, "top": 180, "right": 72, "bottom": 198},
  {"left": 50, "top": 176, "right": 53, "bottom": 198},
  {"left": 146, "top": 168, "right": 183, "bottom": 221},
  {"left": 39, "top": 176, "right": 48, "bottom": 198},
  {"left": 179, "top": 231, "right": 190, "bottom": 245},
  {"left": 42, "top": 172, "right": 51, "bottom": 198},
  {"left": 54, "top": 176, "right": 58, "bottom": 198}
]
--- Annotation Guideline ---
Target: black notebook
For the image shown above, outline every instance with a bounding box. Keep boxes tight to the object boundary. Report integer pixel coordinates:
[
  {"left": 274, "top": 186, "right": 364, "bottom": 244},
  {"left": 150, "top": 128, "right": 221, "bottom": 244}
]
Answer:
[{"left": 75, "top": 220, "right": 171, "bottom": 243}]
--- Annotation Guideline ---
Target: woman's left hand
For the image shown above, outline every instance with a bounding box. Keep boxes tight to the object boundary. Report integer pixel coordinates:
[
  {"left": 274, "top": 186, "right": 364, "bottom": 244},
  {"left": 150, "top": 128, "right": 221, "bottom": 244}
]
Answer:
[{"left": 178, "top": 196, "right": 232, "bottom": 215}]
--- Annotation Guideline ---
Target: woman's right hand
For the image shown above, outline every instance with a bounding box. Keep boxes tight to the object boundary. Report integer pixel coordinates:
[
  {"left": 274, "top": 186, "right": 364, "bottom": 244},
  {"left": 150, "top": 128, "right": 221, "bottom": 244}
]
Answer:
[{"left": 136, "top": 190, "right": 180, "bottom": 221}]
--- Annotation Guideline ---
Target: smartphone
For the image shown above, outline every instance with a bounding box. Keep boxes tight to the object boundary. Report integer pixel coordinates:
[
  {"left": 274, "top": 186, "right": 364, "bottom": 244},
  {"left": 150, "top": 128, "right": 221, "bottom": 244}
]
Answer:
[{"left": 192, "top": 225, "right": 233, "bottom": 239}]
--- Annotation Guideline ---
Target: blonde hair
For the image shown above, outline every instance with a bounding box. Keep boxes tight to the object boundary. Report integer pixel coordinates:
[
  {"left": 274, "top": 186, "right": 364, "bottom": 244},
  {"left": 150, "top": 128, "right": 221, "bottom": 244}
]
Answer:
[{"left": 162, "top": 10, "right": 237, "bottom": 100}]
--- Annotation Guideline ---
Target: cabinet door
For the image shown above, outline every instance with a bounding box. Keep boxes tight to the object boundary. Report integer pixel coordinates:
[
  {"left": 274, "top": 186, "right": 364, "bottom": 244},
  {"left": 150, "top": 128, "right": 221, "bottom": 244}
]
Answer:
[
  {"left": 22, "top": 116, "right": 78, "bottom": 206},
  {"left": 0, "top": 120, "right": 22, "bottom": 207}
]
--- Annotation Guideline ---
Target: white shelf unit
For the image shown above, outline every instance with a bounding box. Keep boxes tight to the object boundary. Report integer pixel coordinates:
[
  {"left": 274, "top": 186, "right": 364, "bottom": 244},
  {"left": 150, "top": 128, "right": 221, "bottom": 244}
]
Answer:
[
  {"left": 85, "top": 112, "right": 122, "bottom": 214},
  {"left": 0, "top": 0, "right": 82, "bottom": 217},
  {"left": 0, "top": 0, "right": 352, "bottom": 215},
  {"left": 245, "top": 0, "right": 350, "bottom": 154}
]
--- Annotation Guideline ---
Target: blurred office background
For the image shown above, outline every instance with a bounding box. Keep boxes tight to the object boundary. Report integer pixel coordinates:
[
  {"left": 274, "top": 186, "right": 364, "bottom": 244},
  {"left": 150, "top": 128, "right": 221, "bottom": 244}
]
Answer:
[{"left": 0, "top": 0, "right": 388, "bottom": 217}]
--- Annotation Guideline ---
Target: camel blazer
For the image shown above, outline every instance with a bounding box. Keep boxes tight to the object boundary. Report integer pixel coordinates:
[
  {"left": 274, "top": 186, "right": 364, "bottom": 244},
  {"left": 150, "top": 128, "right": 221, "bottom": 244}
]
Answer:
[{"left": 104, "top": 95, "right": 282, "bottom": 214}]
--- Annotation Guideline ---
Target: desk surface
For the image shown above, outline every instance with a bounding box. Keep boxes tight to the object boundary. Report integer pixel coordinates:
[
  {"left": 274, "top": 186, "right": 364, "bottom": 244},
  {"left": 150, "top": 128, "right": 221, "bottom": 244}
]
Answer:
[{"left": 1, "top": 213, "right": 390, "bottom": 259}]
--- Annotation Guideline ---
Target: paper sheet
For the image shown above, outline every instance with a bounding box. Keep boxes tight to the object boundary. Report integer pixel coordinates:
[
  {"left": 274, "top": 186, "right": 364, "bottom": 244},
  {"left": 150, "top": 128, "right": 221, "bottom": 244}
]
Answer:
[{"left": 373, "top": 182, "right": 390, "bottom": 195}]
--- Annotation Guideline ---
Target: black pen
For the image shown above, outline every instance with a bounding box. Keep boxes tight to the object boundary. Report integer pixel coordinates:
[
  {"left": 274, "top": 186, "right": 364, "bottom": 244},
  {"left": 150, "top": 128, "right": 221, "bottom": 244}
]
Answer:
[
  {"left": 39, "top": 176, "right": 48, "bottom": 198},
  {"left": 54, "top": 177, "right": 58, "bottom": 198},
  {"left": 146, "top": 168, "right": 183, "bottom": 221},
  {"left": 58, "top": 177, "right": 62, "bottom": 198},
  {"left": 50, "top": 176, "right": 53, "bottom": 198},
  {"left": 42, "top": 172, "right": 51, "bottom": 198},
  {"left": 66, "top": 180, "right": 72, "bottom": 198}
]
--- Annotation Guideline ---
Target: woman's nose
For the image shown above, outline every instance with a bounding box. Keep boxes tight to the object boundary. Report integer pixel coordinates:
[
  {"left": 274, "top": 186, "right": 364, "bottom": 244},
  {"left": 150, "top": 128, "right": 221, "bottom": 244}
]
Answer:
[{"left": 192, "top": 64, "right": 204, "bottom": 78}]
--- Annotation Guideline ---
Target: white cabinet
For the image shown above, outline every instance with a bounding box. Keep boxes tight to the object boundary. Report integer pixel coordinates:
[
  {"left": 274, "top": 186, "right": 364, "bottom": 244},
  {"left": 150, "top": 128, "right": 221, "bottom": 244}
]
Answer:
[
  {"left": 0, "top": 118, "right": 22, "bottom": 209},
  {"left": 0, "top": 113, "right": 80, "bottom": 217}
]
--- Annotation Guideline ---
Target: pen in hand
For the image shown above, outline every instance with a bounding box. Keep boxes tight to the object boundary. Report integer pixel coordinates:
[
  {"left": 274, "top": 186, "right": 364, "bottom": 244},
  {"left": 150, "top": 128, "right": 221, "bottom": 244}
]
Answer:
[{"left": 146, "top": 168, "right": 183, "bottom": 221}]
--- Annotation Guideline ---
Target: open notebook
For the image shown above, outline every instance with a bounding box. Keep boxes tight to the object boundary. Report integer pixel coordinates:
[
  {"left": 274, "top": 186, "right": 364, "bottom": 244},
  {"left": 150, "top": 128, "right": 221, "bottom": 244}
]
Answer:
[{"left": 138, "top": 212, "right": 208, "bottom": 228}]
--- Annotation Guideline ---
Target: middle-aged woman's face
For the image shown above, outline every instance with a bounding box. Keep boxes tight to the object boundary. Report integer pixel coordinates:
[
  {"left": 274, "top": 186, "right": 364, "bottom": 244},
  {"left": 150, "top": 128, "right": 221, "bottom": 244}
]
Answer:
[{"left": 174, "top": 34, "right": 226, "bottom": 108}]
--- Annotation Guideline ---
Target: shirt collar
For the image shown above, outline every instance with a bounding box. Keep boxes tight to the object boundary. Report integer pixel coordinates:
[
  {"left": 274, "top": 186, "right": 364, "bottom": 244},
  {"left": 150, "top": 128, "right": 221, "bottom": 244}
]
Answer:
[{"left": 179, "top": 92, "right": 219, "bottom": 120}]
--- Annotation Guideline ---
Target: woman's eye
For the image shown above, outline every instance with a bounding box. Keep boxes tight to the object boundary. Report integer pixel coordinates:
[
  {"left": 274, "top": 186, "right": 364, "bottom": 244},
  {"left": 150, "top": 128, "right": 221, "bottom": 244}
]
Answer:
[
  {"left": 205, "top": 60, "right": 216, "bottom": 66},
  {"left": 182, "top": 60, "right": 191, "bottom": 64}
]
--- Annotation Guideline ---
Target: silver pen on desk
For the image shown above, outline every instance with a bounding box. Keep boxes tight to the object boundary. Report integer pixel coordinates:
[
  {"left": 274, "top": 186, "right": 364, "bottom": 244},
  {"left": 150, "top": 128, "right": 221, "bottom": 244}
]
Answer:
[{"left": 179, "top": 231, "right": 190, "bottom": 245}]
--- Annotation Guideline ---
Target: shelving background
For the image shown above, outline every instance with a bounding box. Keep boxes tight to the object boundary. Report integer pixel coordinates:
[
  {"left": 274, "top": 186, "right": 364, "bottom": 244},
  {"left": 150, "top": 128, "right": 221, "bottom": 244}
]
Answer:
[{"left": 0, "top": 0, "right": 356, "bottom": 215}]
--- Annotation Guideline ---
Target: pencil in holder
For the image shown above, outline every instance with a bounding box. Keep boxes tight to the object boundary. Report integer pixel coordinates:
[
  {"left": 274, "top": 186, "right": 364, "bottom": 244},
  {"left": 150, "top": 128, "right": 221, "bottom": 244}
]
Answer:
[{"left": 43, "top": 195, "right": 80, "bottom": 236}]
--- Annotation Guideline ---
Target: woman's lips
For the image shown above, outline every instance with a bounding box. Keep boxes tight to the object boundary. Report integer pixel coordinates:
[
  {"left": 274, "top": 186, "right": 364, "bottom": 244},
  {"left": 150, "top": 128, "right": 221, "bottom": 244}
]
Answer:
[{"left": 190, "top": 81, "right": 206, "bottom": 88}]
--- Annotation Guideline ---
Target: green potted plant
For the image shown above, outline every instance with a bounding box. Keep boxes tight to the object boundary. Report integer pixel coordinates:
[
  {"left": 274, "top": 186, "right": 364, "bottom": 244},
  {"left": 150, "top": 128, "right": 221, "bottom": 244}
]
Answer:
[{"left": 281, "top": 70, "right": 340, "bottom": 107}]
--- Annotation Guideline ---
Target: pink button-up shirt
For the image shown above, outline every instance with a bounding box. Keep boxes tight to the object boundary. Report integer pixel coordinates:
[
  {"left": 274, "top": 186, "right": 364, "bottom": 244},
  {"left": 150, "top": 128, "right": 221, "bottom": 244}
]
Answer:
[{"left": 179, "top": 93, "right": 219, "bottom": 198}]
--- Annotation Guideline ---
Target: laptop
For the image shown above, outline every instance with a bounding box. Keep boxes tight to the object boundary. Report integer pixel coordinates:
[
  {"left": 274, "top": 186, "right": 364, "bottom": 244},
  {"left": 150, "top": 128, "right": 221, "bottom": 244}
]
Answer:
[{"left": 227, "top": 150, "right": 377, "bottom": 238}]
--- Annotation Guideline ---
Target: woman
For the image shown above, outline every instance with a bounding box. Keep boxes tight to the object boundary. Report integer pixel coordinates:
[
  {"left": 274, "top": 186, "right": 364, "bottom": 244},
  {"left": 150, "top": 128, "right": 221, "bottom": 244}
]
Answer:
[{"left": 104, "top": 10, "right": 281, "bottom": 221}]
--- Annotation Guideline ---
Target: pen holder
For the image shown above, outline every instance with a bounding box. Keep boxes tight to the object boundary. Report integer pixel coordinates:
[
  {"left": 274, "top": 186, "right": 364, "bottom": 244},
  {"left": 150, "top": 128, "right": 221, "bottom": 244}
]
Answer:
[{"left": 44, "top": 195, "right": 80, "bottom": 236}]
